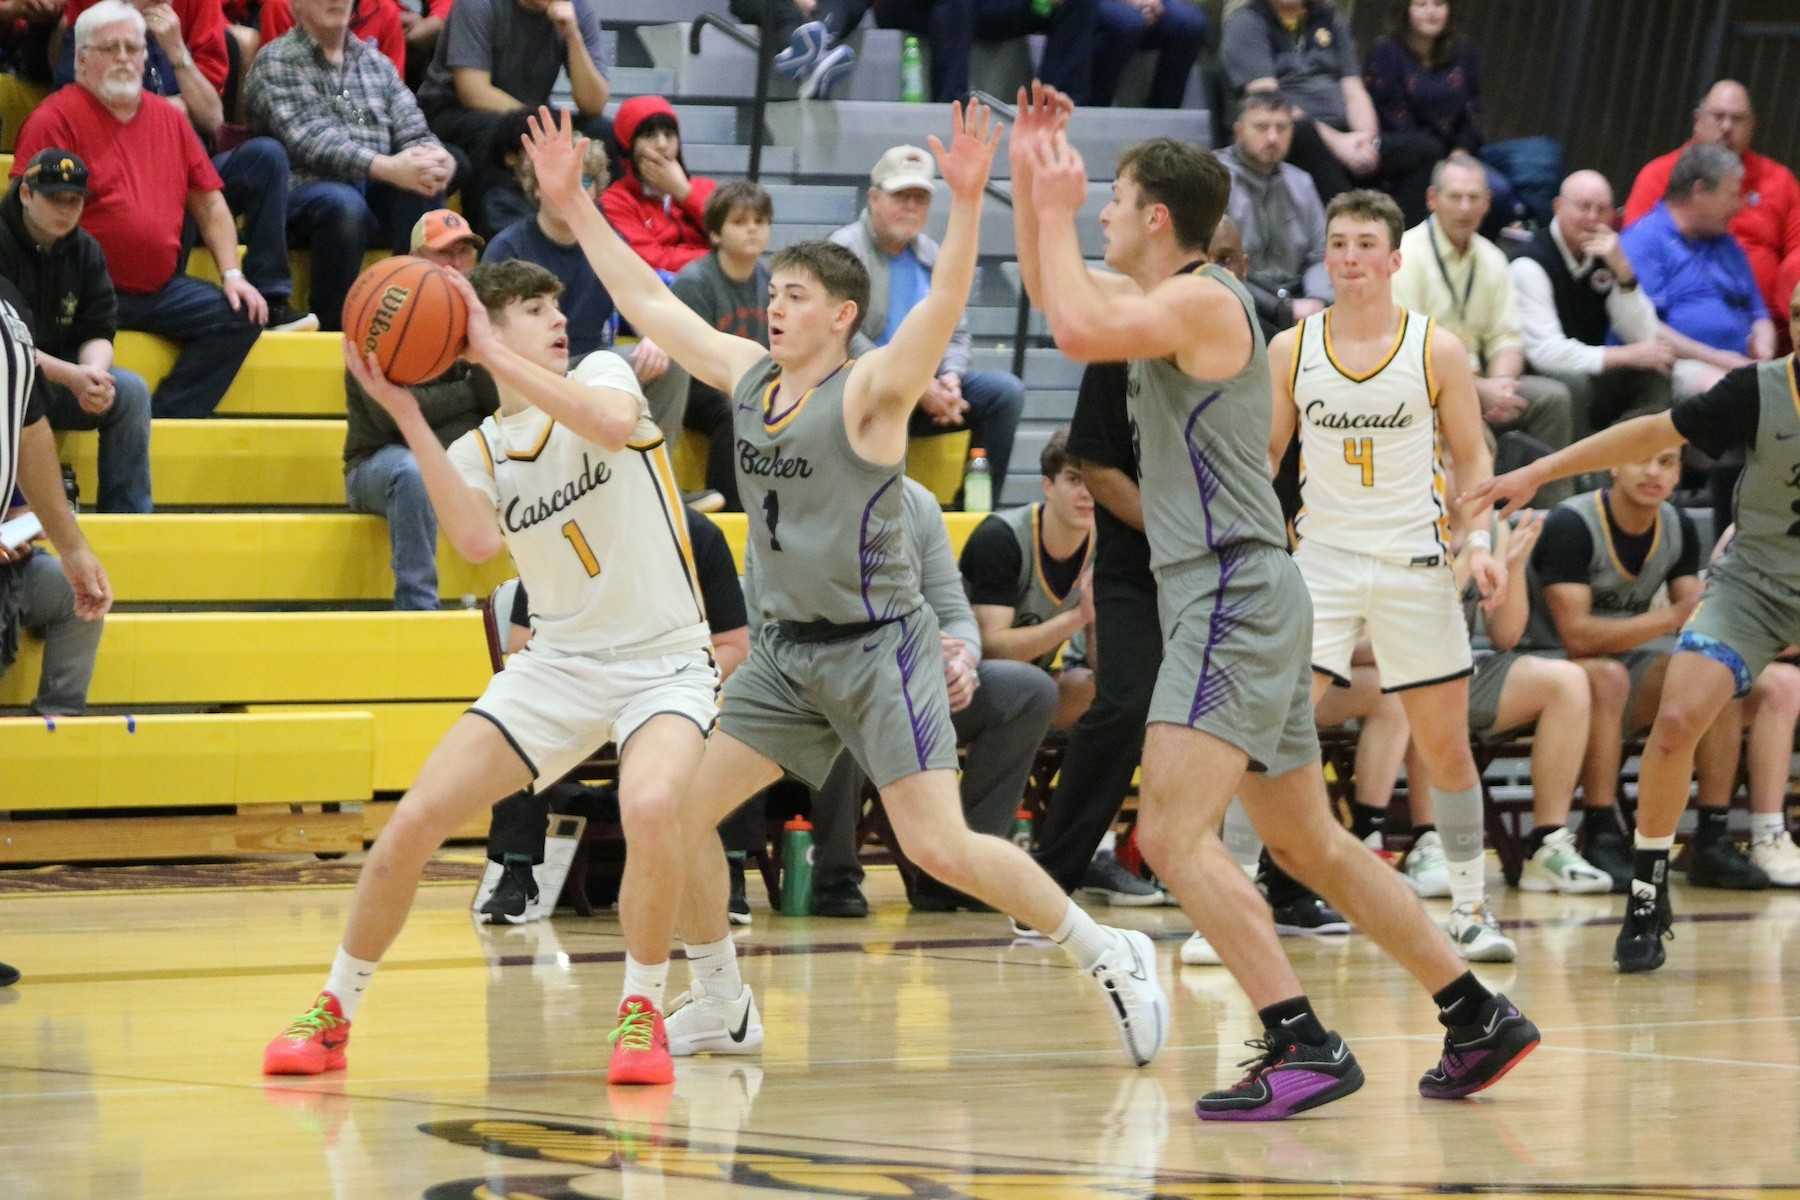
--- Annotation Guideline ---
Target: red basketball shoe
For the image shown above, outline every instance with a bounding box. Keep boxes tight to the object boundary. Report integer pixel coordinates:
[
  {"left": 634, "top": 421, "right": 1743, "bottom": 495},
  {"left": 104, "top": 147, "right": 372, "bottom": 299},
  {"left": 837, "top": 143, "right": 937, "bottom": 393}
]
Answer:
[
  {"left": 263, "top": 992, "right": 351, "bottom": 1075},
  {"left": 607, "top": 995, "right": 674, "bottom": 1086}
]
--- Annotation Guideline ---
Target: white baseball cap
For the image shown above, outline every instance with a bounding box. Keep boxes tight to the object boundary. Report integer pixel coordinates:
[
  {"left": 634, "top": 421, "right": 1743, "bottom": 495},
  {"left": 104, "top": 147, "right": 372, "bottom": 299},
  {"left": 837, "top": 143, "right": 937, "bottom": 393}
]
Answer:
[{"left": 871, "top": 145, "right": 936, "bottom": 194}]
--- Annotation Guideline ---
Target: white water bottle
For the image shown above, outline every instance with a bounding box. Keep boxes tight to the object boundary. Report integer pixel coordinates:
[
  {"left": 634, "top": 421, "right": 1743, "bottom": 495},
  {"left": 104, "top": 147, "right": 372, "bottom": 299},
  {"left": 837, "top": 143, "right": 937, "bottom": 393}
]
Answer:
[{"left": 964, "top": 447, "right": 992, "bottom": 513}]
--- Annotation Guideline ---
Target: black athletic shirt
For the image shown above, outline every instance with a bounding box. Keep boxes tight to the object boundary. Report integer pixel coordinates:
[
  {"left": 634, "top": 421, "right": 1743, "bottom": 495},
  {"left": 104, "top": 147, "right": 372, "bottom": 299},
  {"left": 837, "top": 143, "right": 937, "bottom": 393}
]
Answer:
[
  {"left": 1533, "top": 492, "right": 1701, "bottom": 586},
  {"left": 1065, "top": 361, "right": 1152, "bottom": 582},
  {"left": 960, "top": 512, "right": 1085, "bottom": 607},
  {"left": 1670, "top": 364, "right": 1761, "bottom": 459}
]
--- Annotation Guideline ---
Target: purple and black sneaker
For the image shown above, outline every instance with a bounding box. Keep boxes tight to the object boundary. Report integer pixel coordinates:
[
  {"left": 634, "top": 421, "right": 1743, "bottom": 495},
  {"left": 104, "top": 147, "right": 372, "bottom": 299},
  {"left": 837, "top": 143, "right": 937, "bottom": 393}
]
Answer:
[
  {"left": 1195, "top": 1032, "right": 1363, "bottom": 1121},
  {"left": 1419, "top": 993, "right": 1540, "bottom": 1099}
]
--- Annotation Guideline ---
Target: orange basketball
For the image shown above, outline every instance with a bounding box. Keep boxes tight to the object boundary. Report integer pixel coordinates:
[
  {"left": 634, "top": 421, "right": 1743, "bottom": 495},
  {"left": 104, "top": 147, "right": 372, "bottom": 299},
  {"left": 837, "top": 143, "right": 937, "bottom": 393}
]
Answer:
[{"left": 342, "top": 256, "right": 469, "bottom": 385}]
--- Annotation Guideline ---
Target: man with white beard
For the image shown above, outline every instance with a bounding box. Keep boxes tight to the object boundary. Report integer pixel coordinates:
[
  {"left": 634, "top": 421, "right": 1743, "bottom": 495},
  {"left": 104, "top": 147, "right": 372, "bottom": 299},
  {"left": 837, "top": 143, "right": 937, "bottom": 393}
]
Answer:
[{"left": 11, "top": 0, "right": 283, "bottom": 417}]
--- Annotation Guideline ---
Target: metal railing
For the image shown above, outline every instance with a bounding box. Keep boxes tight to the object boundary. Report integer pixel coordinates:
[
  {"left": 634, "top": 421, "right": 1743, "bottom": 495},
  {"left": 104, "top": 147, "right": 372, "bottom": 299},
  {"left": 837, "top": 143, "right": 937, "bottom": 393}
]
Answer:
[{"left": 688, "top": 11, "right": 777, "bottom": 180}]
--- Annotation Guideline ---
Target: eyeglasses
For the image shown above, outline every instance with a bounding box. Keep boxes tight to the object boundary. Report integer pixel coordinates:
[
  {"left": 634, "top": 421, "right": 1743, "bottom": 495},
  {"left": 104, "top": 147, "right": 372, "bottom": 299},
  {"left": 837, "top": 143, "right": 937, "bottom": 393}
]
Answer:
[{"left": 88, "top": 39, "right": 147, "bottom": 58}]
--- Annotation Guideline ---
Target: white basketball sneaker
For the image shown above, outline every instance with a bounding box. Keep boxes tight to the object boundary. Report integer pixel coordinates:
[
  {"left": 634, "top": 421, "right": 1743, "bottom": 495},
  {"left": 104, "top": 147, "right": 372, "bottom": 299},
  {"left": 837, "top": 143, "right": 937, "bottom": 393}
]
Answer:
[
  {"left": 1750, "top": 827, "right": 1800, "bottom": 887},
  {"left": 1089, "top": 928, "right": 1170, "bottom": 1067},
  {"left": 1446, "top": 902, "right": 1518, "bottom": 962},
  {"left": 1403, "top": 830, "right": 1453, "bottom": 898},
  {"left": 1179, "top": 931, "right": 1223, "bottom": 966},
  {"left": 1519, "top": 827, "right": 1613, "bottom": 893},
  {"left": 664, "top": 985, "right": 763, "bottom": 1056}
]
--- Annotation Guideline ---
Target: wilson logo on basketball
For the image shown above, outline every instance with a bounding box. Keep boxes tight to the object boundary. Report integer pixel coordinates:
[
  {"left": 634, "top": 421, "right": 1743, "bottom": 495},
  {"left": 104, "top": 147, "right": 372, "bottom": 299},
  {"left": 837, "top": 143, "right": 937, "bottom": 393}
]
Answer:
[{"left": 362, "top": 285, "right": 412, "bottom": 356}]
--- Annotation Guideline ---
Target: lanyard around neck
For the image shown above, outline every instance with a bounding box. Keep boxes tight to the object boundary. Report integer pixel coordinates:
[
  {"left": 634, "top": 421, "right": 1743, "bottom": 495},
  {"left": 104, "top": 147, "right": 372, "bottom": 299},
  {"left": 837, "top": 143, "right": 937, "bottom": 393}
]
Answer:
[{"left": 1428, "top": 221, "right": 1477, "bottom": 324}]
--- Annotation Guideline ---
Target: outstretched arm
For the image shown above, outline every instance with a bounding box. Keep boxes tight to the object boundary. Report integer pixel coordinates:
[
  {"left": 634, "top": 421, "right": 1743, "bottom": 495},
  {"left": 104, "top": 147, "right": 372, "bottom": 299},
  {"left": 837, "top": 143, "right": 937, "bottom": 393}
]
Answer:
[
  {"left": 522, "top": 108, "right": 765, "bottom": 396},
  {"left": 1033, "top": 133, "right": 1246, "bottom": 373},
  {"left": 852, "top": 99, "right": 1004, "bottom": 422},
  {"left": 1432, "top": 328, "right": 1504, "bottom": 599},
  {"left": 1466, "top": 411, "right": 1686, "bottom": 519},
  {"left": 1008, "top": 84, "right": 1134, "bottom": 312}
]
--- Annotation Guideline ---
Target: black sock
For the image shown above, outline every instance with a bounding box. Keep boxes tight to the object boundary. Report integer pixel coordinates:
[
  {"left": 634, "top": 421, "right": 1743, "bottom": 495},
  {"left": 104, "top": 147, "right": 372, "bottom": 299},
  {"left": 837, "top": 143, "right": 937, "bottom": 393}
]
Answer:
[
  {"left": 1259, "top": 996, "right": 1329, "bottom": 1046},
  {"left": 1349, "top": 802, "right": 1386, "bottom": 842},
  {"left": 1432, "top": 971, "right": 1494, "bottom": 1026},
  {"left": 1525, "top": 824, "right": 1564, "bottom": 855},
  {"left": 1633, "top": 847, "right": 1669, "bottom": 892},
  {"left": 1695, "top": 807, "right": 1730, "bottom": 845},
  {"left": 1582, "top": 806, "right": 1622, "bottom": 841}
]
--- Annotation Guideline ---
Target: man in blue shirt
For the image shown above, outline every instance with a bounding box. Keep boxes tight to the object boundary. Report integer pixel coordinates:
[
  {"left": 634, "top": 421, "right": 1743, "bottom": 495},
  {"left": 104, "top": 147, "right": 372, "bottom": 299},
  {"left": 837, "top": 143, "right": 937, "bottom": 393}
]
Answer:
[
  {"left": 1623, "top": 142, "right": 1777, "bottom": 400},
  {"left": 485, "top": 143, "right": 688, "bottom": 442},
  {"left": 830, "top": 144, "right": 1025, "bottom": 505}
]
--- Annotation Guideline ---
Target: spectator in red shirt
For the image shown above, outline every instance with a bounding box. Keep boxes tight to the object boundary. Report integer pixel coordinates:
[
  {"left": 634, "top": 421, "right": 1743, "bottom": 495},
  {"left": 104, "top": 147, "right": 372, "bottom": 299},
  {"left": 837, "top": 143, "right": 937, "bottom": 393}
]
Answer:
[
  {"left": 260, "top": 0, "right": 403, "bottom": 76},
  {"left": 1625, "top": 80, "right": 1800, "bottom": 352},
  {"left": 600, "top": 95, "right": 714, "bottom": 276},
  {"left": 16, "top": 0, "right": 273, "bottom": 416},
  {"left": 56, "top": 0, "right": 315, "bottom": 329}
]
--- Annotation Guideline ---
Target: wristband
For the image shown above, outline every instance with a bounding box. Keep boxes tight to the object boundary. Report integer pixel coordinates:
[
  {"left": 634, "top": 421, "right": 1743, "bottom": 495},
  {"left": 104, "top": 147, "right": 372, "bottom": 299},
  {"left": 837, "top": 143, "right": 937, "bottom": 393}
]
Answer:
[
  {"left": 223, "top": 268, "right": 245, "bottom": 282},
  {"left": 1468, "top": 530, "right": 1492, "bottom": 553}
]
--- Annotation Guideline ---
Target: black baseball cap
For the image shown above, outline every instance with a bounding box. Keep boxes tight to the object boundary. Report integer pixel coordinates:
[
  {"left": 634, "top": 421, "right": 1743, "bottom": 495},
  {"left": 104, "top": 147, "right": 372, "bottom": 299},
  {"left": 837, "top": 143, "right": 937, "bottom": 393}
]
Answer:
[{"left": 23, "top": 149, "right": 89, "bottom": 197}]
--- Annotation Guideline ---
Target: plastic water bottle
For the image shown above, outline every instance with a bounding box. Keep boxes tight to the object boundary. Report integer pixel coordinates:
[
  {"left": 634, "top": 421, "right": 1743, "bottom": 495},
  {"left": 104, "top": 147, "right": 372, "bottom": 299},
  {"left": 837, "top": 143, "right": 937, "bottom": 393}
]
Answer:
[
  {"left": 1031, "top": 0, "right": 1055, "bottom": 15},
  {"left": 1011, "top": 808, "right": 1034, "bottom": 851},
  {"left": 780, "top": 817, "right": 815, "bottom": 916},
  {"left": 900, "top": 36, "right": 925, "bottom": 103},
  {"left": 964, "top": 447, "right": 992, "bottom": 513}
]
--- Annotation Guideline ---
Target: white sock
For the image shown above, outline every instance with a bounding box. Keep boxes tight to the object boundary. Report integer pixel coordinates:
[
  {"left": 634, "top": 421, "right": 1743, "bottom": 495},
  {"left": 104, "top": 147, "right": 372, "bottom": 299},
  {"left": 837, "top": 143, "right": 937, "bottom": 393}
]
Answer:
[
  {"left": 622, "top": 954, "right": 670, "bottom": 1012},
  {"left": 684, "top": 935, "right": 742, "bottom": 998},
  {"left": 1750, "top": 813, "right": 1786, "bottom": 841},
  {"left": 324, "top": 947, "right": 378, "bottom": 1020},
  {"left": 1447, "top": 858, "right": 1486, "bottom": 911},
  {"left": 1051, "top": 899, "right": 1115, "bottom": 970},
  {"left": 1635, "top": 831, "right": 1676, "bottom": 852}
]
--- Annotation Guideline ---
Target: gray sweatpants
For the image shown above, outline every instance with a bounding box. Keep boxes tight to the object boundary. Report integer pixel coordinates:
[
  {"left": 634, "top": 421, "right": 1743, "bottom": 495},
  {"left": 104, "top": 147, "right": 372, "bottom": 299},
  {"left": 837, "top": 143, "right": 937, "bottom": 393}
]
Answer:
[
  {"left": 5, "top": 553, "right": 104, "bottom": 715},
  {"left": 812, "top": 658, "right": 1059, "bottom": 889}
]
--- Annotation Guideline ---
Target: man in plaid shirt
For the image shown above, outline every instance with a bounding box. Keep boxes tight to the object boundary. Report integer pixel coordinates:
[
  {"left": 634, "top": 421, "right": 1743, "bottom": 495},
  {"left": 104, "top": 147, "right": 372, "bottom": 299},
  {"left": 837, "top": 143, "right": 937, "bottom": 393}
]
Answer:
[{"left": 245, "top": 0, "right": 458, "bottom": 331}]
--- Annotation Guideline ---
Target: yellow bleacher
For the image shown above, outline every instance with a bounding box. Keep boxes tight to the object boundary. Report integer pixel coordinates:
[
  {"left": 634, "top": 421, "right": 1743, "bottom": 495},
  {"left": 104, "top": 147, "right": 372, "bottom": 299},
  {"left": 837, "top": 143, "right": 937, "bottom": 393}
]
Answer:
[
  {"left": 62, "top": 420, "right": 348, "bottom": 508},
  {"left": 115, "top": 331, "right": 348, "bottom": 416}
]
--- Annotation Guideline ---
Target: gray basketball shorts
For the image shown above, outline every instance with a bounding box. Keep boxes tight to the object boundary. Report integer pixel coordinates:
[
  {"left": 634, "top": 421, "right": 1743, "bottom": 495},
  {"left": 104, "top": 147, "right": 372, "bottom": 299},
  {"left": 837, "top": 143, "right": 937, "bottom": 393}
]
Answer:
[
  {"left": 717, "top": 606, "right": 960, "bottom": 789},
  {"left": 1147, "top": 543, "right": 1319, "bottom": 776},
  {"left": 1467, "top": 650, "right": 1522, "bottom": 737},
  {"left": 1678, "top": 557, "right": 1800, "bottom": 698}
]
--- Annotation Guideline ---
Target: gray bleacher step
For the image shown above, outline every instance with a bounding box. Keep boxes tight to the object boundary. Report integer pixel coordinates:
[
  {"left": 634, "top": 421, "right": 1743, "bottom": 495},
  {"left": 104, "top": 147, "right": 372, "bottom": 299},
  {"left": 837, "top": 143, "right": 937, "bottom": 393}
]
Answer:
[
  {"left": 768, "top": 222, "right": 847, "bottom": 250},
  {"left": 601, "top": 100, "right": 743, "bottom": 145},
  {"left": 767, "top": 101, "right": 1209, "bottom": 181},
  {"left": 640, "top": 22, "right": 912, "bottom": 102},
  {"left": 761, "top": 184, "right": 859, "bottom": 225},
  {"left": 971, "top": 346, "right": 1082, "bottom": 390},
  {"left": 685, "top": 143, "right": 797, "bottom": 177},
  {"left": 611, "top": 67, "right": 679, "bottom": 97},
  {"left": 607, "top": 0, "right": 730, "bottom": 22},
  {"left": 967, "top": 305, "right": 1049, "bottom": 339}
]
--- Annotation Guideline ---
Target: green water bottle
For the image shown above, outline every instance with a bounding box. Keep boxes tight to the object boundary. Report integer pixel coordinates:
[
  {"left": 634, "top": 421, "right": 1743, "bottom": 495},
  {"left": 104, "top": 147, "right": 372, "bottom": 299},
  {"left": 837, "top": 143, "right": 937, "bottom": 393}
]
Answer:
[
  {"left": 963, "top": 446, "right": 992, "bottom": 513},
  {"left": 1030, "top": 0, "right": 1055, "bottom": 15},
  {"left": 780, "top": 817, "right": 815, "bottom": 916},
  {"left": 900, "top": 36, "right": 926, "bottom": 103},
  {"left": 1011, "top": 808, "right": 1034, "bottom": 851}
]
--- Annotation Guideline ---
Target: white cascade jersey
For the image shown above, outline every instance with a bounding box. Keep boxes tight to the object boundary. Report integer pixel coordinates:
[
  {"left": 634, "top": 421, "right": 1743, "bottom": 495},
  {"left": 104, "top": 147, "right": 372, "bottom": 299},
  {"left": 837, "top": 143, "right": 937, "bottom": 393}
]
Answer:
[
  {"left": 1290, "top": 306, "right": 1451, "bottom": 563},
  {"left": 447, "top": 351, "right": 711, "bottom": 658}
]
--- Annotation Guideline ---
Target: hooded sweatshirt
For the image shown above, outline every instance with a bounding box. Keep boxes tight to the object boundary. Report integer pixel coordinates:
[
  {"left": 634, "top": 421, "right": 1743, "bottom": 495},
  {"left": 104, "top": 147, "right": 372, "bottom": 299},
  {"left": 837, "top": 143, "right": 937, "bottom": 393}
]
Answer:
[
  {"left": 0, "top": 183, "right": 116, "bottom": 364},
  {"left": 600, "top": 95, "right": 716, "bottom": 274}
]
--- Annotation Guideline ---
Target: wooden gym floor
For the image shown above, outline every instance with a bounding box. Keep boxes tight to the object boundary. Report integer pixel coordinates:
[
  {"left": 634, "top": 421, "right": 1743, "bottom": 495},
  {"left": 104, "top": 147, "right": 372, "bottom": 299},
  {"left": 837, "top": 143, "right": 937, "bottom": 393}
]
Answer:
[{"left": 2, "top": 862, "right": 1797, "bottom": 1199}]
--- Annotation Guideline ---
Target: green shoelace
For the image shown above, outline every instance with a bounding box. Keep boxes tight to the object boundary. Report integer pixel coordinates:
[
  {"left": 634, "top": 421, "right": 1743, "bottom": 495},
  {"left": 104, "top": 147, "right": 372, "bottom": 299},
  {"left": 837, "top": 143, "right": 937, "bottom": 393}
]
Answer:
[
  {"left": 282, "top": 996, "right": 345, "bottom": 1042},
  {"left": 608, "top": 1001, "right": 655, "bottom": 1052}
]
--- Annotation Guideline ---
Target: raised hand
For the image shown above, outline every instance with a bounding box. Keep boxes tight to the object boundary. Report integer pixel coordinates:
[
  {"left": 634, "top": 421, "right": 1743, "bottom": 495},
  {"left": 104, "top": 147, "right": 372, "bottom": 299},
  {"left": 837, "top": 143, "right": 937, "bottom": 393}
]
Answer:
[
  {"left": 1009, "top": 81, "right": 1073, "bottom": 177},
  {"left": 929, "top": 98, "right": 1004, "bottom": 201},
  {"left": 343, "top": 339, "right": 422, "bottom": 424},
  {"left": 522, "top": 106, "right": 591, "bottom": 217},
  {"left": 1030, "top": 129, "right": 1089, "bottom": 216}
]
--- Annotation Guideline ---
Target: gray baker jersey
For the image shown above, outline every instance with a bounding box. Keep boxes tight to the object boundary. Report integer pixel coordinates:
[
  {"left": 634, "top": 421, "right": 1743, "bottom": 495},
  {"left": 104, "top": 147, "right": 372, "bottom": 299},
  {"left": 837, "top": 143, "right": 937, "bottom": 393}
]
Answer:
[
  {"left": 1522, "top": 488, "right": 1688, "bottom": 650},
  {"left": 1126, "top": 262, "right": 1289, "bottom": 578},
  {"left": 730, "top": 354, "right": 924, "bottom": 625}
]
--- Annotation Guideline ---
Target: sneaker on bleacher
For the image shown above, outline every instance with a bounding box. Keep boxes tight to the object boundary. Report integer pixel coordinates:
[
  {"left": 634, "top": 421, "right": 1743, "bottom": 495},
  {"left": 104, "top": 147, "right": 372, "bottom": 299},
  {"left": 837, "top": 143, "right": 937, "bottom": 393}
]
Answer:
[{"left": 266, "top": 301, "right": 320, "bottom": 333}]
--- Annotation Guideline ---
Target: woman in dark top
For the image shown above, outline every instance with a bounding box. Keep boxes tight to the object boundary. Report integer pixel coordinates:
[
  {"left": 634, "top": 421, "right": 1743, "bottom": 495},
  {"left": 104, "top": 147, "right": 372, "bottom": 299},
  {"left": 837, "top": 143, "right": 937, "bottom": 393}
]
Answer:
[{"left": 1362, "top": 0, "right": 1547, "bottom": 230}]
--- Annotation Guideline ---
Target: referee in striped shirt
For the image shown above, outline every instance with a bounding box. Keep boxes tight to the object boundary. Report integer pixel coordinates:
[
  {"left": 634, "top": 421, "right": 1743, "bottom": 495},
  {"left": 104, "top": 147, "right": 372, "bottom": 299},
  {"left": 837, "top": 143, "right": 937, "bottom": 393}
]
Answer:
[{"left": 1, "top": 275, "right": 112, "bottom": 991}]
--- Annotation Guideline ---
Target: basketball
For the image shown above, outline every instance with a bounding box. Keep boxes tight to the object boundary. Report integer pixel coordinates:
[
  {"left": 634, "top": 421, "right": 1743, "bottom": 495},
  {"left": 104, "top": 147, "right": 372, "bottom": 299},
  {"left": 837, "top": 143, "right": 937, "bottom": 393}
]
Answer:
[{"left": 342, "top": 256, "right": 469, "bottom": 385}]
